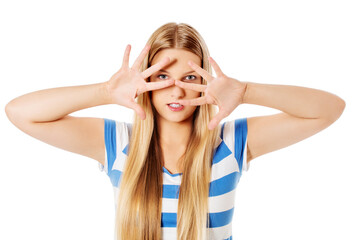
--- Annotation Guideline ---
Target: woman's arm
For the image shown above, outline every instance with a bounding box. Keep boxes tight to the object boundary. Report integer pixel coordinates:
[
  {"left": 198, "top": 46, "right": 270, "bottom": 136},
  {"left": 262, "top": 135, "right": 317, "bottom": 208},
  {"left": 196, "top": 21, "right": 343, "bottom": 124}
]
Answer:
[
  {"left": 242, "top": 82, "right": 346, "bottom": 162},
  {"left": 4, "top": 44, "right": 174, "bottom": 164},
  {"left": 171, "top": 56, "right": 346, "bottom": 163},
  {"left": 5, "top": 82, "right": 111, "bottom": 123},
  {"left": 5, "top": 82, "right": 112, "bottom": 164},
  {"left": 243, "top": 82, "right": 345, "bottom": 121}
]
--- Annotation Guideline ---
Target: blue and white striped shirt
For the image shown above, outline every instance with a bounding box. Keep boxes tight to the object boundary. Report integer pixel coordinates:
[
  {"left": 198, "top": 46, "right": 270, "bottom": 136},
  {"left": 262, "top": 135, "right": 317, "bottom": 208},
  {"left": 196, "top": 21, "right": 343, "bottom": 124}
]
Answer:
[{"left": 99, "top": 118, "right": 249, "bottom": 240}]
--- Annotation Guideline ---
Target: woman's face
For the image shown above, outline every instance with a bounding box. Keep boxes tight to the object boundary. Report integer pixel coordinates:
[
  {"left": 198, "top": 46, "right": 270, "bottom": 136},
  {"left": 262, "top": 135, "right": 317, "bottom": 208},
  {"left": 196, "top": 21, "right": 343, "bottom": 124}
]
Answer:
[{"left": 149, "top": 48, "right": 203, "bottom": 124}]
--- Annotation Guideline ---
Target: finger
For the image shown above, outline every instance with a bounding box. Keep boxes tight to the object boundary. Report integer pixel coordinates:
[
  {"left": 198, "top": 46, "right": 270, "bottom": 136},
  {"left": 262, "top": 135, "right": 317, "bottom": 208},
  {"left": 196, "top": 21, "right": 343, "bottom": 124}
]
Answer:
[
  {"left": 122, "top": 44, "right": 131, "bottom": 69},
  {"left": 177, "top": 96, "right": 208, "bottom": 106},
  {"left": 188, "top": 60, "right": 213, "bottom": 82},
  {"left": 132, "top": 44, "right": 151, "bottom": 70},
  {"left": 128, "top": 99, "right": 146, "bottom": 120},
  {"left": 141, "top": 57, "right": 171, "bottom": 79},
  {"left": 174, "top": 80, "right": 207, "bottom": 92},
  {"left": 208, "top": 111, "right": 228, "bottom": 130},
  {"left": 208, "top": 57, "right": 225, "bottom": 77},
  {"left": 144, "top": 79, "right": 175, "bottom": 92}
]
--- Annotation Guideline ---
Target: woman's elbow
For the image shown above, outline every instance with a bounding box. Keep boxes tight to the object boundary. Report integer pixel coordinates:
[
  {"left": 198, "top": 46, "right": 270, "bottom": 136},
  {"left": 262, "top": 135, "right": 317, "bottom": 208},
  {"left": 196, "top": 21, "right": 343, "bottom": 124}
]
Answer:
[{"left": 327, "top": 97, "right": 346, "bottom": 122}]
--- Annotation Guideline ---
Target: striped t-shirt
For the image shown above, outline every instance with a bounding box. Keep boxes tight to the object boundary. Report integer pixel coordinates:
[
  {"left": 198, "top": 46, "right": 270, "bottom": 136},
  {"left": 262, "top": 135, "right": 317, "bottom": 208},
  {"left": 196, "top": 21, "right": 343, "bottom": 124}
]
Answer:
[{"left": 98, "top": 118, "right": 249, "bottom": 240}]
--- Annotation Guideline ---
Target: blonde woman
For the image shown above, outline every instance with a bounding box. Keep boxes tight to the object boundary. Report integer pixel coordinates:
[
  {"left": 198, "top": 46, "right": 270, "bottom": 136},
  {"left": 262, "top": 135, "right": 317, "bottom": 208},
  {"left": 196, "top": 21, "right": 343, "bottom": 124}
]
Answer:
[{"left": 5, "top": 22, "right": 345, "bottom": 240}]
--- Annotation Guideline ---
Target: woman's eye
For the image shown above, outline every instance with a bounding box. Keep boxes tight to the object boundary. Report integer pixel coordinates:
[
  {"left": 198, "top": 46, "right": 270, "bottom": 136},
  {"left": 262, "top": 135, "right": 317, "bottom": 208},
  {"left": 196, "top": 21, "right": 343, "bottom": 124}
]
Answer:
[
  {"left": 157, "top": 74, "right": 168, "bottom": 80},
  {"left": 185, "top": 75, "right": 197, "bottom": 80},
  {"left": 157, "top": 74, "right": 197, "bottom": 81}
]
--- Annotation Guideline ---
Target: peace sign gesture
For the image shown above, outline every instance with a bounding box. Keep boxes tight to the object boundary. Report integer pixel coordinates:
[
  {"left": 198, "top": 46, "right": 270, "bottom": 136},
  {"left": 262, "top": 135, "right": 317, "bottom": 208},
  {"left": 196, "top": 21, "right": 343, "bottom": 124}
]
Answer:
[{"left": 175, "top": 57, "right": 248, "bottom": 130}]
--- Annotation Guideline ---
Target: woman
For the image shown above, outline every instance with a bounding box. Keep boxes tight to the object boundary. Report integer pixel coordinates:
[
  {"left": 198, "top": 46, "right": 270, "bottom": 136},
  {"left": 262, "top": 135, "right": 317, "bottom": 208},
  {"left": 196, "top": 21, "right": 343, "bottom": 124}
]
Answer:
[{"left": 5, "top": 22, "right": 346, "bottom": 240}]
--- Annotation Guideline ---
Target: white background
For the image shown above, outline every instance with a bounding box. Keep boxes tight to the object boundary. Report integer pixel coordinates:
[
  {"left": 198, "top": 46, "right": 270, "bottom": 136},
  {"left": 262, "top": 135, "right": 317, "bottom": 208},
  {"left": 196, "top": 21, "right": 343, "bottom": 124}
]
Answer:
[{"left": 1, "top": 0, "right": 359, "bottom": 239}]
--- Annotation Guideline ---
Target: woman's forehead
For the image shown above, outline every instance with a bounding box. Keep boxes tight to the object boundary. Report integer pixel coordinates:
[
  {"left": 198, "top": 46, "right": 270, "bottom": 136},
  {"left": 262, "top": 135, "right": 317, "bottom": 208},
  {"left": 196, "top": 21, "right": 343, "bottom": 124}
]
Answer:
[{"left": 151, "top": 48, "right": 201, "bottom": 65}]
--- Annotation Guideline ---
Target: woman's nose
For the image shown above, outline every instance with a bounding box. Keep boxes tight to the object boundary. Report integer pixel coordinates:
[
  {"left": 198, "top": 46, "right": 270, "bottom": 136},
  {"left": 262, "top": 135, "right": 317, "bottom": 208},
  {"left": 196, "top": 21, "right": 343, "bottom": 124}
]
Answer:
[{"left": 170, "top": 79, "right": 185, "bottom": 97}]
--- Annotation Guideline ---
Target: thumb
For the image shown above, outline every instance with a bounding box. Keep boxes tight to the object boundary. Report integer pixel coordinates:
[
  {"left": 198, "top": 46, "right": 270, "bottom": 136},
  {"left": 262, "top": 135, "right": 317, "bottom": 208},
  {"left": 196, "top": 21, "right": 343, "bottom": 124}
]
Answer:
[
  {"left": 208, "top": 118, "right": 220, "bottom": 131},
  {"left": 208, "top": 112, "right": 227, "bottom": 130},
  {"left": 128, "top": 100, "right": 146, "bottom": 120}
]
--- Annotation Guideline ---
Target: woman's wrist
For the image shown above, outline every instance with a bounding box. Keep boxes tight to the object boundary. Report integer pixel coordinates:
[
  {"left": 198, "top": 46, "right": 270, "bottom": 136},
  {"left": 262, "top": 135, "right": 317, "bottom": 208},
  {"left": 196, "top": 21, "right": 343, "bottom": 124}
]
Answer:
[
  {"left": 100, "top": 81, "right": 114, "bottom": 105},
  {"left": 241, "top": 81, "right": 250, "bottom": 105}
]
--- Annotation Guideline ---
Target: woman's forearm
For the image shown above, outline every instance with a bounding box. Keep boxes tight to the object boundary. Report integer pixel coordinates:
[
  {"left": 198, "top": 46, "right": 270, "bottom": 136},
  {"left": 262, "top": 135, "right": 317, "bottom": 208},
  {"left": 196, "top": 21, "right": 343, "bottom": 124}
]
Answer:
[
  {"left": 5, "top": 82, "right": 112, "bottom": 123},
  {"left": 242, "top": 82, "right": 346, "bottom": 120}
]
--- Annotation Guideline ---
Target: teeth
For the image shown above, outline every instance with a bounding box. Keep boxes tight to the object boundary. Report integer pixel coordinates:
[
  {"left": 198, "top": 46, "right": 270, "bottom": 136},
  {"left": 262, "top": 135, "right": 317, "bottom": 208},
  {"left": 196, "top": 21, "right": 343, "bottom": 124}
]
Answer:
[{"left": 169, "top": 103, "right": 182, "bottom": 108}]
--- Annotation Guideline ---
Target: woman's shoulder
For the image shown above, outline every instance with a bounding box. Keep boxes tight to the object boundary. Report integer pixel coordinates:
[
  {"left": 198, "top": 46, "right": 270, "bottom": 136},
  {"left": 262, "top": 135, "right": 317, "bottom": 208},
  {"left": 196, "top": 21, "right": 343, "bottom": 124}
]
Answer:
[
  {"left": 103, "top": 118, "right": 132, "bottom": 150},
  {"left": 220, "top": 118, "right": 247, "bottom": 139},
  {"left": 104, "top": 118, "right": 132, "bottom": 133}
]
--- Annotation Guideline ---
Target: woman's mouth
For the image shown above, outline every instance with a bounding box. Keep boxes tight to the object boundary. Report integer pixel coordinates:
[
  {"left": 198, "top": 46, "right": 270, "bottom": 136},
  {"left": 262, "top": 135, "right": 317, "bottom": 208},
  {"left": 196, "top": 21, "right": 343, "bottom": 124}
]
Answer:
[{"left": 167, "top": 103, "right": 184, "bottom": 111}]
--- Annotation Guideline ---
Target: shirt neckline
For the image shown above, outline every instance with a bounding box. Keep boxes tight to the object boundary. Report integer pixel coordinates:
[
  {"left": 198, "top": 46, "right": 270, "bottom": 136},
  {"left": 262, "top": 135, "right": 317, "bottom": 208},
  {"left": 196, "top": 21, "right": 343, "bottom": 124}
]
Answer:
[{"left": 162, "top": 166, "right": 183, "bottom": 177}]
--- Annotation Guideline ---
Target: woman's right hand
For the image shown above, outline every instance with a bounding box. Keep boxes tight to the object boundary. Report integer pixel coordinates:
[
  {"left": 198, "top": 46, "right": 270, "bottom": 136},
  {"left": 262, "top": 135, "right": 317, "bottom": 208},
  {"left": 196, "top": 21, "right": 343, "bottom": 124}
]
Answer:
[{"left": 105, "top": 44, "right": 173, "bottom": 120}]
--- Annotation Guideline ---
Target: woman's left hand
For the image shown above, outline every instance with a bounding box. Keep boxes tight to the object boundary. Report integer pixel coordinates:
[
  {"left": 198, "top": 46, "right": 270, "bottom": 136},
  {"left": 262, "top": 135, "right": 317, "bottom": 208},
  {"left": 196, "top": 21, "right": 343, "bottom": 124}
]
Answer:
[{"left": 175, "top": 57, "right": 248, "bottom": 130}]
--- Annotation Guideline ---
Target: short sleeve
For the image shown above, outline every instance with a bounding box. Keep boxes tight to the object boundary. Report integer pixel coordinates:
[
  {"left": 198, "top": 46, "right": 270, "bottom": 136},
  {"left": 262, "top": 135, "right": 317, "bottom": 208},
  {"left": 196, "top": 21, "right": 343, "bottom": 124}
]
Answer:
[
  {"left": 234, "top": 118, "right": 250, "bottom": 174},
  {"left": 98, "top": 118, "right": 132, "bottom": 177},
  {"left": 98, "top": 118, "right": 117, "bottom": 175}
]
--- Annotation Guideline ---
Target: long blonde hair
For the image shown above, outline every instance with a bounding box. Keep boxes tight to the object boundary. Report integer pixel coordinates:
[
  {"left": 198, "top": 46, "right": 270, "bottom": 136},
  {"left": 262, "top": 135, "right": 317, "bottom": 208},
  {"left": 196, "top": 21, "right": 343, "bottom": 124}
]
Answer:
[{"left": 115, "top": 22, "right": 221, "bottom": 240}]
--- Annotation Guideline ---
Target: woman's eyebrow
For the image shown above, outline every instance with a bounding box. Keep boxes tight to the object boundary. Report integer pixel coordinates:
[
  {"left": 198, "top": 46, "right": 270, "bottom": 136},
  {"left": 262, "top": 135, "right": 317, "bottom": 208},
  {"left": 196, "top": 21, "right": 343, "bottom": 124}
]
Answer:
[{"left": 159, "top": 69, "right": 196, "bottom": 75}]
